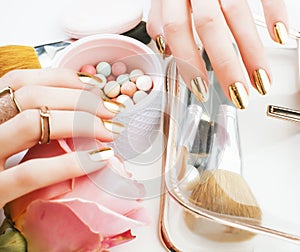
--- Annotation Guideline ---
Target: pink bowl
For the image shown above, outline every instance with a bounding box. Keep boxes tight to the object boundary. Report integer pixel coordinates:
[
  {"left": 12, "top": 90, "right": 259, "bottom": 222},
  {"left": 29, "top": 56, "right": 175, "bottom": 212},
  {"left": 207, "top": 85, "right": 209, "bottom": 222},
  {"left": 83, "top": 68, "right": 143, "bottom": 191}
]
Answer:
[{"left": 54, "top": 34, "right": 164, "bottom": 159}]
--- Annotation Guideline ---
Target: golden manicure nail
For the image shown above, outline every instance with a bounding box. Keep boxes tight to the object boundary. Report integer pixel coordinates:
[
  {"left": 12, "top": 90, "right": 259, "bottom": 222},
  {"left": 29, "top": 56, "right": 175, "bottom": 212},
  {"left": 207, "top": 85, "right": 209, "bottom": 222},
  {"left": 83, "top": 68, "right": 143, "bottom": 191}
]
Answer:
[
  {"left": 102, "top": 120, "right": 125, "bottom": 134},
  {"left": 156, "top": 35, "right": 166, "bottom": 54},
  {"left": 77, "top": 72, "right": 104, "bottom": 87},
  {"left": 274, "top": 22, "right": 289, "bottom": 45},
  {"left": 88, "top": 147, "right": 114, "bottom": 162},
  {"left": 267, "top": 105, "right": 300, "bottom": 123},
  {"left": 228, "top": 82, "right": 249, "bottom": 109},
  {"left": 102, "top": 98, "right": 125, "bottom": 114},
  {"left": 190, "top": 77, "right": 209, "bottom": 103},
  {"left": 253, "top": 69, "right": 271, "bottom": 95}
]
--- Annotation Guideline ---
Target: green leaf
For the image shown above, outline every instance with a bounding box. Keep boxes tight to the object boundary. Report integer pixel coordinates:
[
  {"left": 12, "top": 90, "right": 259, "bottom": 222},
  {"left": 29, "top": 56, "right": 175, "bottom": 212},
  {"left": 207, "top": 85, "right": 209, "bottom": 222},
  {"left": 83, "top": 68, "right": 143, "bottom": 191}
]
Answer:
[{"left": 0, "top": 218, "right": 27, "bottom": 252}]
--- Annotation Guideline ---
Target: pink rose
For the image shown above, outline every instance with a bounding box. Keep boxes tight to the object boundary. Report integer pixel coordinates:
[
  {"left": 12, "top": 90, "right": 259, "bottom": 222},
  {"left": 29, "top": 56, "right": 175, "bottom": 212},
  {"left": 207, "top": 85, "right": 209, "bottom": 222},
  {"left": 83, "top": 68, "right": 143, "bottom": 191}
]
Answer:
[{"left": 5, "top": 138, "right": 149, "bottom": 252}]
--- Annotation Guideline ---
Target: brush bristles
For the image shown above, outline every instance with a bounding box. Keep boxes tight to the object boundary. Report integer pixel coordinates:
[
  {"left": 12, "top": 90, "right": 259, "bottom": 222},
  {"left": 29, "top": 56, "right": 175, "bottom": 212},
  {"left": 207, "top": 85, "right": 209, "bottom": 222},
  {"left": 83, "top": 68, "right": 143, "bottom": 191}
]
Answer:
[
  {"left": 0, "top": 45, "right": 41, "bottom": 77},
  {"left": 189, "top": 169, "right": 262, "bottom": 220},
  {"left": 184, "top": 169, "right": 262, "bottom": 242}
]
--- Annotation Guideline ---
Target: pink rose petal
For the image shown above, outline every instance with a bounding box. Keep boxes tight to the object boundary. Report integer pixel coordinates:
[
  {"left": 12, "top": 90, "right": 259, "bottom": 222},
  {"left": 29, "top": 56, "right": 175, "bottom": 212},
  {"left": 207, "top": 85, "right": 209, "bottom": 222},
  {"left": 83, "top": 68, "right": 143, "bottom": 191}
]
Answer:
[
  {"left": 61, "top": 198, "right": 146, "bottom": 236},
  {"left": 21, "top": 200, "right": 103, "bottom": 252}
]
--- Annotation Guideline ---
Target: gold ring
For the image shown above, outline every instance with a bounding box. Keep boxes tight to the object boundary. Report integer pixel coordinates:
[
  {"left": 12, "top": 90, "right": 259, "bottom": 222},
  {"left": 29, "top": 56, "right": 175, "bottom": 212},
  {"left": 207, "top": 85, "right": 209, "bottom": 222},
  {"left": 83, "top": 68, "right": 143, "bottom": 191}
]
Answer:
[
  {"left": 0, "top": 86, "right": 21, "bottom": 125},
  {"left": 39, "top": 106, "right": 51, "bottom": 144}
]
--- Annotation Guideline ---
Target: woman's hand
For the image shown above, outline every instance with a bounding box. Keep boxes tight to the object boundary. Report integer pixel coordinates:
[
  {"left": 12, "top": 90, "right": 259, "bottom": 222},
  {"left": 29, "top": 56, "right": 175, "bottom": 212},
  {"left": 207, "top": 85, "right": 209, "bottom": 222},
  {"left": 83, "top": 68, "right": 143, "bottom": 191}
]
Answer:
[
  {"left": 0, "top": 68, "right": 125, "bottom": 207},
  {"left": 147, "top": 0, "right": 289, "bottom": 109}
]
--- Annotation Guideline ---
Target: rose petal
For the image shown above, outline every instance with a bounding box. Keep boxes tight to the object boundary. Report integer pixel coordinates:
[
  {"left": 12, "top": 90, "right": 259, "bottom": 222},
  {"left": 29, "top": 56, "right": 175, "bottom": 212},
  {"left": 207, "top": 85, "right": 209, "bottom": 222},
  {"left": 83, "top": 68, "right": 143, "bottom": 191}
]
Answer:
[
  {"left": 60, "top": 198, "right": 147, "bottom": 236},
  {"left": 21, "top": 200, "right": 103, "bottom": 252},
  {"left": 6, "top": 179, "right": 73, "bottom": 224},
  {"left": 60, "top": 168, "right": 147, "bottom": 217}
]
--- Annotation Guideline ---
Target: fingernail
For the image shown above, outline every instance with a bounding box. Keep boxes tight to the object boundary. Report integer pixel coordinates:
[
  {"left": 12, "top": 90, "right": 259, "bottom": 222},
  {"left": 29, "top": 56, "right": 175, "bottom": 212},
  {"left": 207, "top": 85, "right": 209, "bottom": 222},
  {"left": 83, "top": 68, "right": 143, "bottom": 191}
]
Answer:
[
  {"left": 229, "top": 82, "right": 249, "bottom": 109},
  {"left": 253, "top": 69, "right": 271, "bottom": 95},
  {"left": 156, "top": 35, "right": 166, "bottom": 55},
  {"left": 102, "top": 120, "right": 125, "bottom": 134},
  {"left": 274, "top": 22, "right": 288, "bottom": 45},
  {"left": 88, "top": 147, "right": 114, "bottom": 162},
  {"left": 190, "top": 77, "right": 209, "bottom": 103},
  {"left": 77, "top": 72, "right": 104, "bottom": 87},
  {"left": 102, "top": 98, "right": 125, "bottom": 114}
]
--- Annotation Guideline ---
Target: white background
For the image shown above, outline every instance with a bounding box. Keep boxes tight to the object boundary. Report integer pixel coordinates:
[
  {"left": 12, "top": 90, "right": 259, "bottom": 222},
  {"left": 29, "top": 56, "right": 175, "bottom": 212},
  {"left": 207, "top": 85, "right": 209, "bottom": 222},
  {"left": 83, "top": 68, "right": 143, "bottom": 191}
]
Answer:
[{"left": 1, "top": 0, "right": 300, "bottom": 251}]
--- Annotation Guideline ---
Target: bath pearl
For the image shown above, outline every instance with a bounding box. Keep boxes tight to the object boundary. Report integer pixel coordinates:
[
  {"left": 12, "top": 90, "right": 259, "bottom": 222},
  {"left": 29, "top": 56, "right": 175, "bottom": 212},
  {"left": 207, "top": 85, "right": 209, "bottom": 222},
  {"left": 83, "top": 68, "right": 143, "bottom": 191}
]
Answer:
[
  {"left": 129, "top": 69, "right": 144, "bottom": 82},
  {"left": 136, "top": 75, "right": 153, "bottom": 91},
  {"left": 103, "top": 81, "right": 120, "bottom": 98},
  {"left": 107, "top": 74, "right": 116, "bottom": 82},
  {"left": 116, "top": 74, "right": 130, "bottom": 85},
  {"left": 112, "top": 61, "right": 127, "bottom": 76},
  {"left": 121, "top": 81, "right": 137, "bottom": 97},
  {"left": 133, "top": 90, "right": 148, "bottom": 104},
  {"left": 96, "top": 61, "right": 112, "bottom": 77},
  {"left": 80, "top": 64, "right": 96, "bottom": 75},
  {"left": 116, "top": 94, "right": 134, "bottom": 108},
  {"left": 94, "top": 74, "right": 107, "bottom": 88}
]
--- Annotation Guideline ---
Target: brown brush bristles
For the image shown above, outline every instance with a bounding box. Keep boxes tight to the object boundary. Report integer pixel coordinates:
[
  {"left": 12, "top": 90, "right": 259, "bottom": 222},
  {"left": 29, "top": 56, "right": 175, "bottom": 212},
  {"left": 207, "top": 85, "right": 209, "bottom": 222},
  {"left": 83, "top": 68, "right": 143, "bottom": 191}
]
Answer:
[
  {"left": 189, "top": 169, "right": 262, "bottom": 220},
  {"left": 0, "top": 45, "right": 41, "bottom": 77}
]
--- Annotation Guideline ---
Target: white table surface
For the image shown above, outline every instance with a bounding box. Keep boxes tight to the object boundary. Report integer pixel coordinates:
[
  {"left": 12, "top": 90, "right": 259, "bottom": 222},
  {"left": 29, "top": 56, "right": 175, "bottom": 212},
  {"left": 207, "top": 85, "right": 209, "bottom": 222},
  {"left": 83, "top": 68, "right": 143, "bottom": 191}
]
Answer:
[{"left": 1, "top": 1, "right": 300, "bottom": 251}]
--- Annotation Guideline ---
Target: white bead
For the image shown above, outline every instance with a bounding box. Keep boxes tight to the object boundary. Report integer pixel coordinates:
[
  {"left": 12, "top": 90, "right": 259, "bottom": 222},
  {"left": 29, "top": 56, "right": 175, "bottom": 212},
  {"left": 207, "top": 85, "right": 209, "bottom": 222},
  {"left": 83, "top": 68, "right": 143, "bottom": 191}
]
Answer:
[
  {"left": 96, "top": 61, "right": 112, "bottom": 77},
  {"left": 136, "top": 75, "right": 153, "bottom": 91},
  {"left": 94, "top": 73, "right": 107, "bottom": 88},
  {"left": 116, "top": 94, "right": 134, "bottom": 108},
  {"left": 103, "top": 81, "right": 120, "bottom": 98},
  {"left": 116, "top": 74, "right": 130, "bottom": 85},
  {"left": 133, "top": 90, "right": 148, "bottom": 104},
  {"left": 129, "top": 69, "right": 144, "bottom": 82}
]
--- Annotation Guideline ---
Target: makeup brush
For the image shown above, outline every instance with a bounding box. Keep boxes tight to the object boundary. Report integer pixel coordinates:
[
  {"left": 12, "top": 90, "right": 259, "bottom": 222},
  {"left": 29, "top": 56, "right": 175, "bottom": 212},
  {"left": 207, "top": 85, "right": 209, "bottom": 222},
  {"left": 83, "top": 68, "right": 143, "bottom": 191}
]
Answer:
[
  {"left": 0, "top": 45, "right": 42, "bottom": 77},
  {"left": 184, "top": 103, "right": 262, "bottom": 242},
  {"left": 176, "top": 104, "right": 202, "bottom": 191},
  {"left": 183, "top": 51, "right": 262, "bottom": 240}
]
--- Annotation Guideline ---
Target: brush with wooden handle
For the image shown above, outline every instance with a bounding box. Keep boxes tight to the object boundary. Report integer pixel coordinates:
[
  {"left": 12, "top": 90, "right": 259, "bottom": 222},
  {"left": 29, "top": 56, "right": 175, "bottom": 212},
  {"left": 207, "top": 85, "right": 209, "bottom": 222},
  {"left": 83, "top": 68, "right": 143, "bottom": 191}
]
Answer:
[{"left": 184, "top": 54, "right": 262, "bottom": 242}]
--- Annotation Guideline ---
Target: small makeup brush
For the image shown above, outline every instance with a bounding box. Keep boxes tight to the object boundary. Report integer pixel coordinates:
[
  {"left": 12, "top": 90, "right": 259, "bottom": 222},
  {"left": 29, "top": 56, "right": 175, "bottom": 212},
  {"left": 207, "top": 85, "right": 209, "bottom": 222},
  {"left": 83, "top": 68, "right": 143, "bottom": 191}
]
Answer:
[
  {"left": 184, "top": 103, "right": 262, "bottom": 242},
  {"left": 176, "top": 104, "right": 202, "bottom": 190},
  {"left": 0, "top": 45, "right": 42, "bottom": 77}
]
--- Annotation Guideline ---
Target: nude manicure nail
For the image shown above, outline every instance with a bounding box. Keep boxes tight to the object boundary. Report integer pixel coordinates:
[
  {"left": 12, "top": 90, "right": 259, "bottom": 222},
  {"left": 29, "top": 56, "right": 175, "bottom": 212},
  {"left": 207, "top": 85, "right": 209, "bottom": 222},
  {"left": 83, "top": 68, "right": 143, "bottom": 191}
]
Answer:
[
  {"left": 229, "top": 82, "right": 249, "bottom": 109},
  {"left": 102, "top": 120, "right": 125, "bottom": 134},
  {"left": 88, "top": 147, "right": 114, "bottom": 162},
  {"left": 253, "top": 69, "right": 271, "bottom": 95},
  {"left": 274, "top": 22, "right": 289, "bottom": 45},
  {"left": 190, "top": 77, "right": 209, "bottom": 103},
  {"left": 102, "top": 98, "right": 125, "bottom": 114}
]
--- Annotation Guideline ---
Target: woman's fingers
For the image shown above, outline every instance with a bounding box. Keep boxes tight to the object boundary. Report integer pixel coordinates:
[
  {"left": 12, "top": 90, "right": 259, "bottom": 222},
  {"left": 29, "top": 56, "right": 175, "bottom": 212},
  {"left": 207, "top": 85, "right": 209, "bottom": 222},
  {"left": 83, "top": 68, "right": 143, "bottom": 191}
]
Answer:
[
  {"left": 219, "top": 0, "right": 271, "bottom": 95},
  {"left": 162, "top": 0, "right": 209, "bottom": 103},
  {"left": 261, "top": 0, "right": 289, "bottom": 44},
  {"left": 0, "top": 109, "right": 123, "bottom": 160},
  {"left": 0, "top": 147, "right": 114, "bottom": 207},
  {"left": 0, "top": 68, "right": 87, "bottom": 90},
  {"left": 191, "top": 0, "right": 249, "bottom": 109},
  {"left": 14, "top": 86, "right": 121, "bottom": 119}
]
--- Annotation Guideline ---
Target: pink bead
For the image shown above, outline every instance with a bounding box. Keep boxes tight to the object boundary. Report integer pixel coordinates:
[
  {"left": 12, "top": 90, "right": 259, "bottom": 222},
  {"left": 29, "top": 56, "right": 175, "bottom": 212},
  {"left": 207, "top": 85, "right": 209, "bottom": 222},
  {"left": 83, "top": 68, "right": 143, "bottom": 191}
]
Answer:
[
  {"left": 111, "top": 61, "right": 128, "bottom": 76},
  {"left": 80, "top": 64, "right": 97, "bottom": 75},
  {"left": 121, "top": 81, "right": 137, "bottom": 97},
  {"left": 107, "top": 74, "right": 116, "bottom": 82}
]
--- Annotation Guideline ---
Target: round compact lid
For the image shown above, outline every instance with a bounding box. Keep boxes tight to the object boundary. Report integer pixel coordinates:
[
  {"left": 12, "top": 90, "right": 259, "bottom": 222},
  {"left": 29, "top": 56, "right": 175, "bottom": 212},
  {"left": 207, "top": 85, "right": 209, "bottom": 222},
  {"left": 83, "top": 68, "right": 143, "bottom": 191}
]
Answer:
[{"left": 61, "top": 0, "right": 144, "bottom": 39}]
